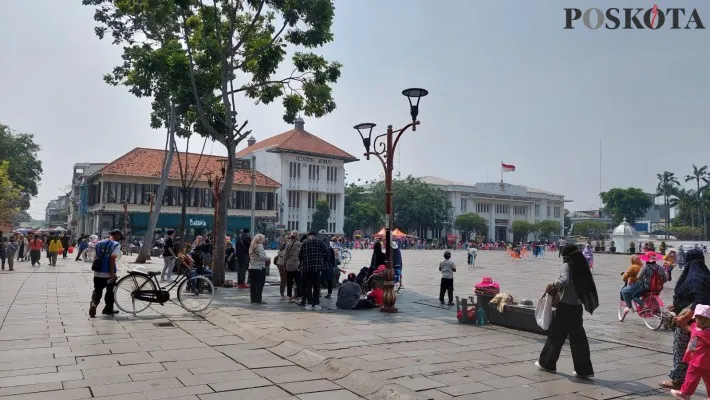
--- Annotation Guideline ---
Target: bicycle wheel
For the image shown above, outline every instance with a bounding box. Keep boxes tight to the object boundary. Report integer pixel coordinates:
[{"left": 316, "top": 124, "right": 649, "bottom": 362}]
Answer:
[
  {"left": 642, "top": 296, "right": 663, "bottom": 331},
  {"left": 617, "top": 300, "right": 628, "bottom": 322},
  {"left": 114, "top": 274, "right": 156, "bottom": 315},
  {"left": 177, "top": 276, "right": 214, "bottom": 313},
  {"left": 342, "top": 250, "right": 352, "bottom": 265}
]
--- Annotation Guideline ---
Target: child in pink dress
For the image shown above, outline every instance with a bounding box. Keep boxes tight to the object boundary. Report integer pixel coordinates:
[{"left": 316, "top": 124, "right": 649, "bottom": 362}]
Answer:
[{"left": 671, "top": 304, "right": 710, "bottom": 399}]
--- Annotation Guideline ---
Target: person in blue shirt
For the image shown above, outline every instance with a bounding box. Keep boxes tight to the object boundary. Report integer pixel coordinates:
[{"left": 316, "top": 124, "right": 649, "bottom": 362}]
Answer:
[
  {"left": 89, "top": 229, "right": 122, "bottom": 318},
  {"left": 75, "top": 237, "right": 89, "bottom": 262}
]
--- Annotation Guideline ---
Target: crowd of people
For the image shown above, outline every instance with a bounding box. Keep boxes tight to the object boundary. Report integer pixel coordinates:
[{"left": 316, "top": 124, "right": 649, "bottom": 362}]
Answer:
[{"left": 0, "top": 231, "right": 73, "bottom": 269}]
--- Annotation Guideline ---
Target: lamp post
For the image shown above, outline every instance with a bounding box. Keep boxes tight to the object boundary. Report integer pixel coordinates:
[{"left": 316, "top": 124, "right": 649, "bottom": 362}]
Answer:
[
  {"left": 353, "top": 88, "right": 428, "bottom": 313},
  {"left": 206, "top": 159, "right": 228, "bottom": 250}
]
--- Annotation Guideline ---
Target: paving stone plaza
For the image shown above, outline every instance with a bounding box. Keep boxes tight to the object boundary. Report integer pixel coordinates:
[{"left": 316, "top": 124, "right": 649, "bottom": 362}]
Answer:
[{"left": 0, "top": 249, "right": 703, "bottom": 400}]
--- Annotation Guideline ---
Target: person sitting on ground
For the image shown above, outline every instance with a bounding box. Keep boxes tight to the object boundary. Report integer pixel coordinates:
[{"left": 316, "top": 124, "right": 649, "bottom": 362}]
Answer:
[
  {"left": 336, "top": 273, "right": 375, "bottom": 310},
  {"left": 366, "top": 280, "right": 384, "bottom": 307}
]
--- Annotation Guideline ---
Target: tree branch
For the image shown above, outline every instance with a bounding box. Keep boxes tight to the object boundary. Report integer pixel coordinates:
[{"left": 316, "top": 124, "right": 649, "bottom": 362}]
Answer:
[
  {"left": 181, "top": 13, "right": 221, "bottom": 139},
  {"left": 231, "top": 0, "right": 265, "bottom": 56},
  {"left": 234, "top": 19, "right": 288, "bottom": 71}
]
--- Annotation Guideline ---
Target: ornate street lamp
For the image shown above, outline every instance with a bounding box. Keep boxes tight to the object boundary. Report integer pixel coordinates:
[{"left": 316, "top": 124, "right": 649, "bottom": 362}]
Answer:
[{"left": 353, "top": 88, "right": 428, "bottom": 313}]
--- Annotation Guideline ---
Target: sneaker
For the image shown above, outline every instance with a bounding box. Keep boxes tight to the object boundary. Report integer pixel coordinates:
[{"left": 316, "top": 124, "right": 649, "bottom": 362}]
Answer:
[
  {"left": 89, "top": 302, "right": 97, "bottom": 318},
  {"left": 448, "top": 302, "right": 455, "bottom": 306},
  {"left": 573, "top": 371, "right": 594, "bottom": 379},
  {"left": 670, "top": 389, "right": 689, "bottom": 400},
  {"left": 535, "top": 361, "right": 555, "bottom": 373},
  {"left": 102, "top": 310, "right": 119, "bottom": 316},
  {"left": 440, "top": 300, "right": 445, "bottom": 305},
  {"left": 305, "top": 305, "right": 312, "bottom": 311},
  {"left": 314, "top": 305, "right": 322, "bottom": 311},
  {"left": 324, "top": 294, "right": 331, "bottom": 299}
]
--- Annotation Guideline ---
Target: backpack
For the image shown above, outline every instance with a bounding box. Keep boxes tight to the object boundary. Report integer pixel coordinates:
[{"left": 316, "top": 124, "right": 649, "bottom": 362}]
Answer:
[
  {"left": 649, "top": 270, "right": 664, "bottom": 292},
  {"left": 91, "top": 241, "right": 116, "bottom": 272}
]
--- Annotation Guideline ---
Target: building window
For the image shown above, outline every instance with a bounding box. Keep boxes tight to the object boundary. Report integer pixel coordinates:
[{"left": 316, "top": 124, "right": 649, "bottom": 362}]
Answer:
[
  {"left": 308, "top": 164, "right": 320, "bottom": 181},
  {"left": 289, "top": 162, "right": 301, "bottom": 179},
  {"left": 307, "top": 221, "right": 311, "bottom": 231},
  {"left": 460, "top": 198, "right": 467, "bottom": 212},
  {"left": 307, "top": 192, "right": 319, "bottom": 209},
  {"left": 329, "top": 222, "right": 336, "bottom": 233},
  {"left": 327, "top": 194, "right": 337, "bottom": 210},
  {"left": 547, "top": 205, "right": 551, "bottom": 217},
  {"left": 513, "top": 206, "right": 526, "bottom": 215},
  {"left": 288, "top": 191, "right": 300, "bottom": 208},
  {"left": 288, "top": 221, "right": 300, "bottom": 232},
  {"left": 495, "top": 204, "right": 509, "bottom": 214},
  {"left": 476, "top": 203, "right": 490, "bottom": 213},
  {"left": 326, "top": 166, "right": 338, "bottom": 182},
  {"left": 554, "top": 207, "right": 561, "bottom": 218},
  {"left": 534, "top": 204, "right": 540, "bottom": 217}
]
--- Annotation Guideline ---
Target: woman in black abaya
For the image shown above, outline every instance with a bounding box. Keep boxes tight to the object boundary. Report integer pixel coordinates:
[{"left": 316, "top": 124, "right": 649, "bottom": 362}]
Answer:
[
  {"left": 369, "top": 241, "right": 386, "bottom": 275},
  {"left": 537, "top": 244, "right": 599, "bottom": 378}
]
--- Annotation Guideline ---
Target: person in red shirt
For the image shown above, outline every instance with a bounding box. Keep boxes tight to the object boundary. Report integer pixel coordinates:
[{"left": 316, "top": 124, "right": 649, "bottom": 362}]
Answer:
[
  {"left": 28, "top": 235, "right": 43, "bottom": 266},
  {"left": 672, "top": 304, "right": 710, "bottom": 399},
  {"left": 367, "top": 282, "right": 384, "bottom": 307}
]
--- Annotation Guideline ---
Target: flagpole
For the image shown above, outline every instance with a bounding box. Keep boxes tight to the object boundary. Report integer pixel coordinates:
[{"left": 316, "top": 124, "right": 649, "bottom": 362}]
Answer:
[{"left": 500, "top": 160, "right": 503, "bottom": 183}]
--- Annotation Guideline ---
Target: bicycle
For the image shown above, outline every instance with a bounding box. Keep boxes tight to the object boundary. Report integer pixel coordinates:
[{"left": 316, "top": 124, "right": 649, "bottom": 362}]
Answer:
[
  {"left": 113, "top": 261, "right": 214, "bottom": 316},
  {"left": 340, "top": 249, "right": 352, "bottom": 265},
  {"left": 617, "top": 278, "right": 665, "bottom": 330}
]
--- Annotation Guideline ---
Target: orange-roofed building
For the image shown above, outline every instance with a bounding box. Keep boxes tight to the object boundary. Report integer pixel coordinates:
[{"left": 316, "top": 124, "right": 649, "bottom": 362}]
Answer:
[
  {"left": 236, "top": 118, "right": 357, "bottom": 234},
  {"left": 81, "top": 147, "right": 280, "bottom": 238}
]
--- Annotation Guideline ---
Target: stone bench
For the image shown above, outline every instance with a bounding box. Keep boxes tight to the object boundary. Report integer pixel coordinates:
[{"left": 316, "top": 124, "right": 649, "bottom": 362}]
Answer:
[{"left": 487, "top": 303, "right": 547, "bottom": 334}]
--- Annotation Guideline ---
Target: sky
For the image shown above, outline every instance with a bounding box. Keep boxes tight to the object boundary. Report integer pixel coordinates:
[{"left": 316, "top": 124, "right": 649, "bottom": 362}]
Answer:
[{"left": 1, "top": 0, "right": 709, "bottom": 220}]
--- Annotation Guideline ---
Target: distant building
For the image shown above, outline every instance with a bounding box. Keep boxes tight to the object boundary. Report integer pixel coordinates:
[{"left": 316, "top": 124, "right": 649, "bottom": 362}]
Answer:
[
  {"left": 69, "top": 163, "right": 107, "bottom": 235},
  {"left": 419, "top": 177, "right": 566, "bottom": 242},
  {"left": 45, "top": 195, "right": 69, "bottom": 229},
  {"left": 236, "top": 118, "right": 358, "bottom": 234},
  {"left": 634, "top": 193, "right": 666, "bottom": 233},
  {"left": 568, "top": 210, "right": 613, "bottom": 234},
  {"left": 82, "top": 148, "right": 280, "bottom": 238}
]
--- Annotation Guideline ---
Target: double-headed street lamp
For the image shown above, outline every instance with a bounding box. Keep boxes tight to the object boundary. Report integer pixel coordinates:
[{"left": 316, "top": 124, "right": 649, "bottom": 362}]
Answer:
[
  {"left": 353, "top": 88, "right": 428, "bottom": 313},
  {"left": 205, "top": 159, "right": 228, "bottom": 246}
]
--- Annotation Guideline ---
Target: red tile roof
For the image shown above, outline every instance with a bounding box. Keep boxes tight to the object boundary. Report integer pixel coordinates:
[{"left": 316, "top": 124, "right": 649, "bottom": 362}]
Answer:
[
  {"left": 236, "top": 128, "right": 358, "bottom": 162},
  {"left": 98, "top": 148, "right": 280, "bottom": 188}
]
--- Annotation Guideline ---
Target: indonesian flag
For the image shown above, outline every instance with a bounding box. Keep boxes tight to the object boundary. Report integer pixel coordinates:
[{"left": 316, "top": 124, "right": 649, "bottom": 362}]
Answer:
[{"left": 501, "top": 162, "right": 516, "bottom": 172}]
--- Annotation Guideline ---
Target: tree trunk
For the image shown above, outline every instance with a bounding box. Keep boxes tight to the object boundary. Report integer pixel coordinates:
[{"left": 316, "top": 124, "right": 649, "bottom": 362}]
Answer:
[
  {"left": 179, "top": 187, "right": 187, "bottom": 250},
  {"left": 211, "top": 143, "right": 235, "bottom": 287},
  {"left": 135, "top": 107, "right": 176, "bottom": 264}
]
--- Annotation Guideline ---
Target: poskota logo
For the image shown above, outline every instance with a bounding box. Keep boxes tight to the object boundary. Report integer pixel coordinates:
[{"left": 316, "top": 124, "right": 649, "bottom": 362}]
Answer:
[{"left": 564, "top": 5, "right": 705, "bottom": 29}]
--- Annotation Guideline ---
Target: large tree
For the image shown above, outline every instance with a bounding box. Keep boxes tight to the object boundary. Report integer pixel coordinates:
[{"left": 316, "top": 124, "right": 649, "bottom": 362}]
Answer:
[
  {"left": 370, "top": 176, "right": 451, "bottom": 235},
  {"left": 685, "top": 164, "right": 709, "bottom": 240},
  {"left": 454, "top": 213, "right": 488, "bottom": 242},
  {"left": 0, "top": 124, "right": 43, "bottom": 208},
  {"left": 310, "top": 200, "right": 330, "bottom": 233},
  {"left": 535, "top": 220, "right": 562, "bottom": 240},
  {"left": 599, "top": 187, "right": 653, "bottom": 225},
  {"left": 0, "top": 162, "right": 24, "bottom": 224},
  {"left": 656, "top": 171, "right": 680, "bottom": 240},
  {"left": 511, "top": 220, "right": 534, "bottom": 242},
  {"left": 84, "top": 0, "right": 342, "bottom": 284},
  {"left": 571, "top": 220, "right": 607, "bottom": 238},
  {"left": 343, "top": 184, "right": 382, "bottom": 236}
]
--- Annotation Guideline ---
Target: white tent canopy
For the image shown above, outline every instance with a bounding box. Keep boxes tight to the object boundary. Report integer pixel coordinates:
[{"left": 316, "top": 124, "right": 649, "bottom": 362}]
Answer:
[{"left": 53, "top": 226, "right": 67, "bottom": 231}]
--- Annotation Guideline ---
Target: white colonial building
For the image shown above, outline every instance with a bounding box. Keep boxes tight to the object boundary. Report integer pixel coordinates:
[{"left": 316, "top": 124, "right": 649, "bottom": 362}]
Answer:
[
  {"left": 236, "top": 118, "right": 358, "bottom": 234},
  {"left": 420, "top": 177, "right": 567, "bottom": 242}
]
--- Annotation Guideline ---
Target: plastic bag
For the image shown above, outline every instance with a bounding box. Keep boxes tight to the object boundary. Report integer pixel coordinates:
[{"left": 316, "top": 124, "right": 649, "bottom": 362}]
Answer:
[{"left": 535, "top": 293, "right": 553, "bottom": 330}]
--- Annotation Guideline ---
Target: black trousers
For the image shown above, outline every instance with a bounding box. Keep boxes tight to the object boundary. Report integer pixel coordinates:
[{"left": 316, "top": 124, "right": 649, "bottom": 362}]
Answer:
[
  {"left": 30, "top": 249, "right": 41, "bottom": 266},
  {"left": 301, "top": 271, "right": 321, "bottom": 306},
  {"left": 249, "top": 268, "right": 265, "bottom": 302},
  {"left": 286, "top": 270, "right": 300, "bottom": 297},
  {"left": 75, "top": 248, "right": 84, "bottom": 261},
  {"left": 354, "top": 299, "right": 375, "bottom": 309},
  {"left": 440, "top": 278, "right": 454, "bottom": 303},
  {"left": 538, "top": 302, "right": 594, "bottom": 376},
  {"left": 62, "top": 248, "right": 68, "bottom": 258},
  {"left": 0, "top": 254, "right": 5, "bottom": 269},
  {"left": 237, "top": 258, "right": 249, "bottom": 284},
  {"left": 91, "top": 277, "right": 116, "bottom": 312}
]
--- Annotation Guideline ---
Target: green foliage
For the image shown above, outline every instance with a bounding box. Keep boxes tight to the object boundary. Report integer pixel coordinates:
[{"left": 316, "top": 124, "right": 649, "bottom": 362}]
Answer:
[
  {"left": 83, "top": 0, "right": 342, "bottom": 137},
  {"left": 0, "top": 124, "right": 43, "bottom": 199},
  {"left": 10, "top": 211, "right": 31, "bottom": 226},
  {"left": 343, "top": 184, "right": 382, "bottom": 236},
  {"left": 670, "top": 226, "right": 703, "bottom": 240},
  {"left": 535, "top": 220, "right": 562, "bottom": 240},
  {"left": 454, "top": 213, "right": 488, "bottom": 241},
  {"left": 0, "top": 162, "right": 24, "bottom": 223},
  {"left": 511, "top": 220, "right": 534, "bottom": 241},
  {"left": 369, "top": 176, "right": 451, "bottom": 233},
  {"left": 572, "top": 220, "right": 607, "bottom": 237},
  {"left": 599, "top": 187, "right": 653, "bottom": 224},
  {"left": 310, "top": 200, "right": 330, "bottom": 233}
]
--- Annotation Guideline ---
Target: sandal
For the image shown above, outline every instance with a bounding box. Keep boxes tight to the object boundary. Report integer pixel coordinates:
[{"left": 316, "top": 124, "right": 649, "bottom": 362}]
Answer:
[{"left": 659, "top": 380, "right": 681, "bottom": 389}]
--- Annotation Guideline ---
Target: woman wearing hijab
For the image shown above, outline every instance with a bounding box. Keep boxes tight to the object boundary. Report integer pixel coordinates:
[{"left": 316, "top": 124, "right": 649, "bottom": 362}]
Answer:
[
  {"left": 537, "top": 243, "right": 598, "bottom": 378},
  {"left": 369, "top": 241, "right": 386, "bottom": 276},
  {"left": 660, "top": 248, "right": 710, "bottom": 390},
  {"left": 582, "top": 244, "right": 594, "bottom": 272}
]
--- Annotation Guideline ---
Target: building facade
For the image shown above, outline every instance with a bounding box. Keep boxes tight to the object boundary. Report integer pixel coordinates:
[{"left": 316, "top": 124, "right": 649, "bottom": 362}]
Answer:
[
  {"left": 236, "top": 118, "right": 357, "bottom": 234},
  {"left": 45, "top": 195, "right": 69, "bottom": 229},
  {"left": 69, "top": 162, "right": 107, "bottom": 235},
  {"left": 81, "top": 148, "right": 280, "bottom": 238},
  {"left": 420, "top": 177, "right": 566, "bottom": 242}
]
